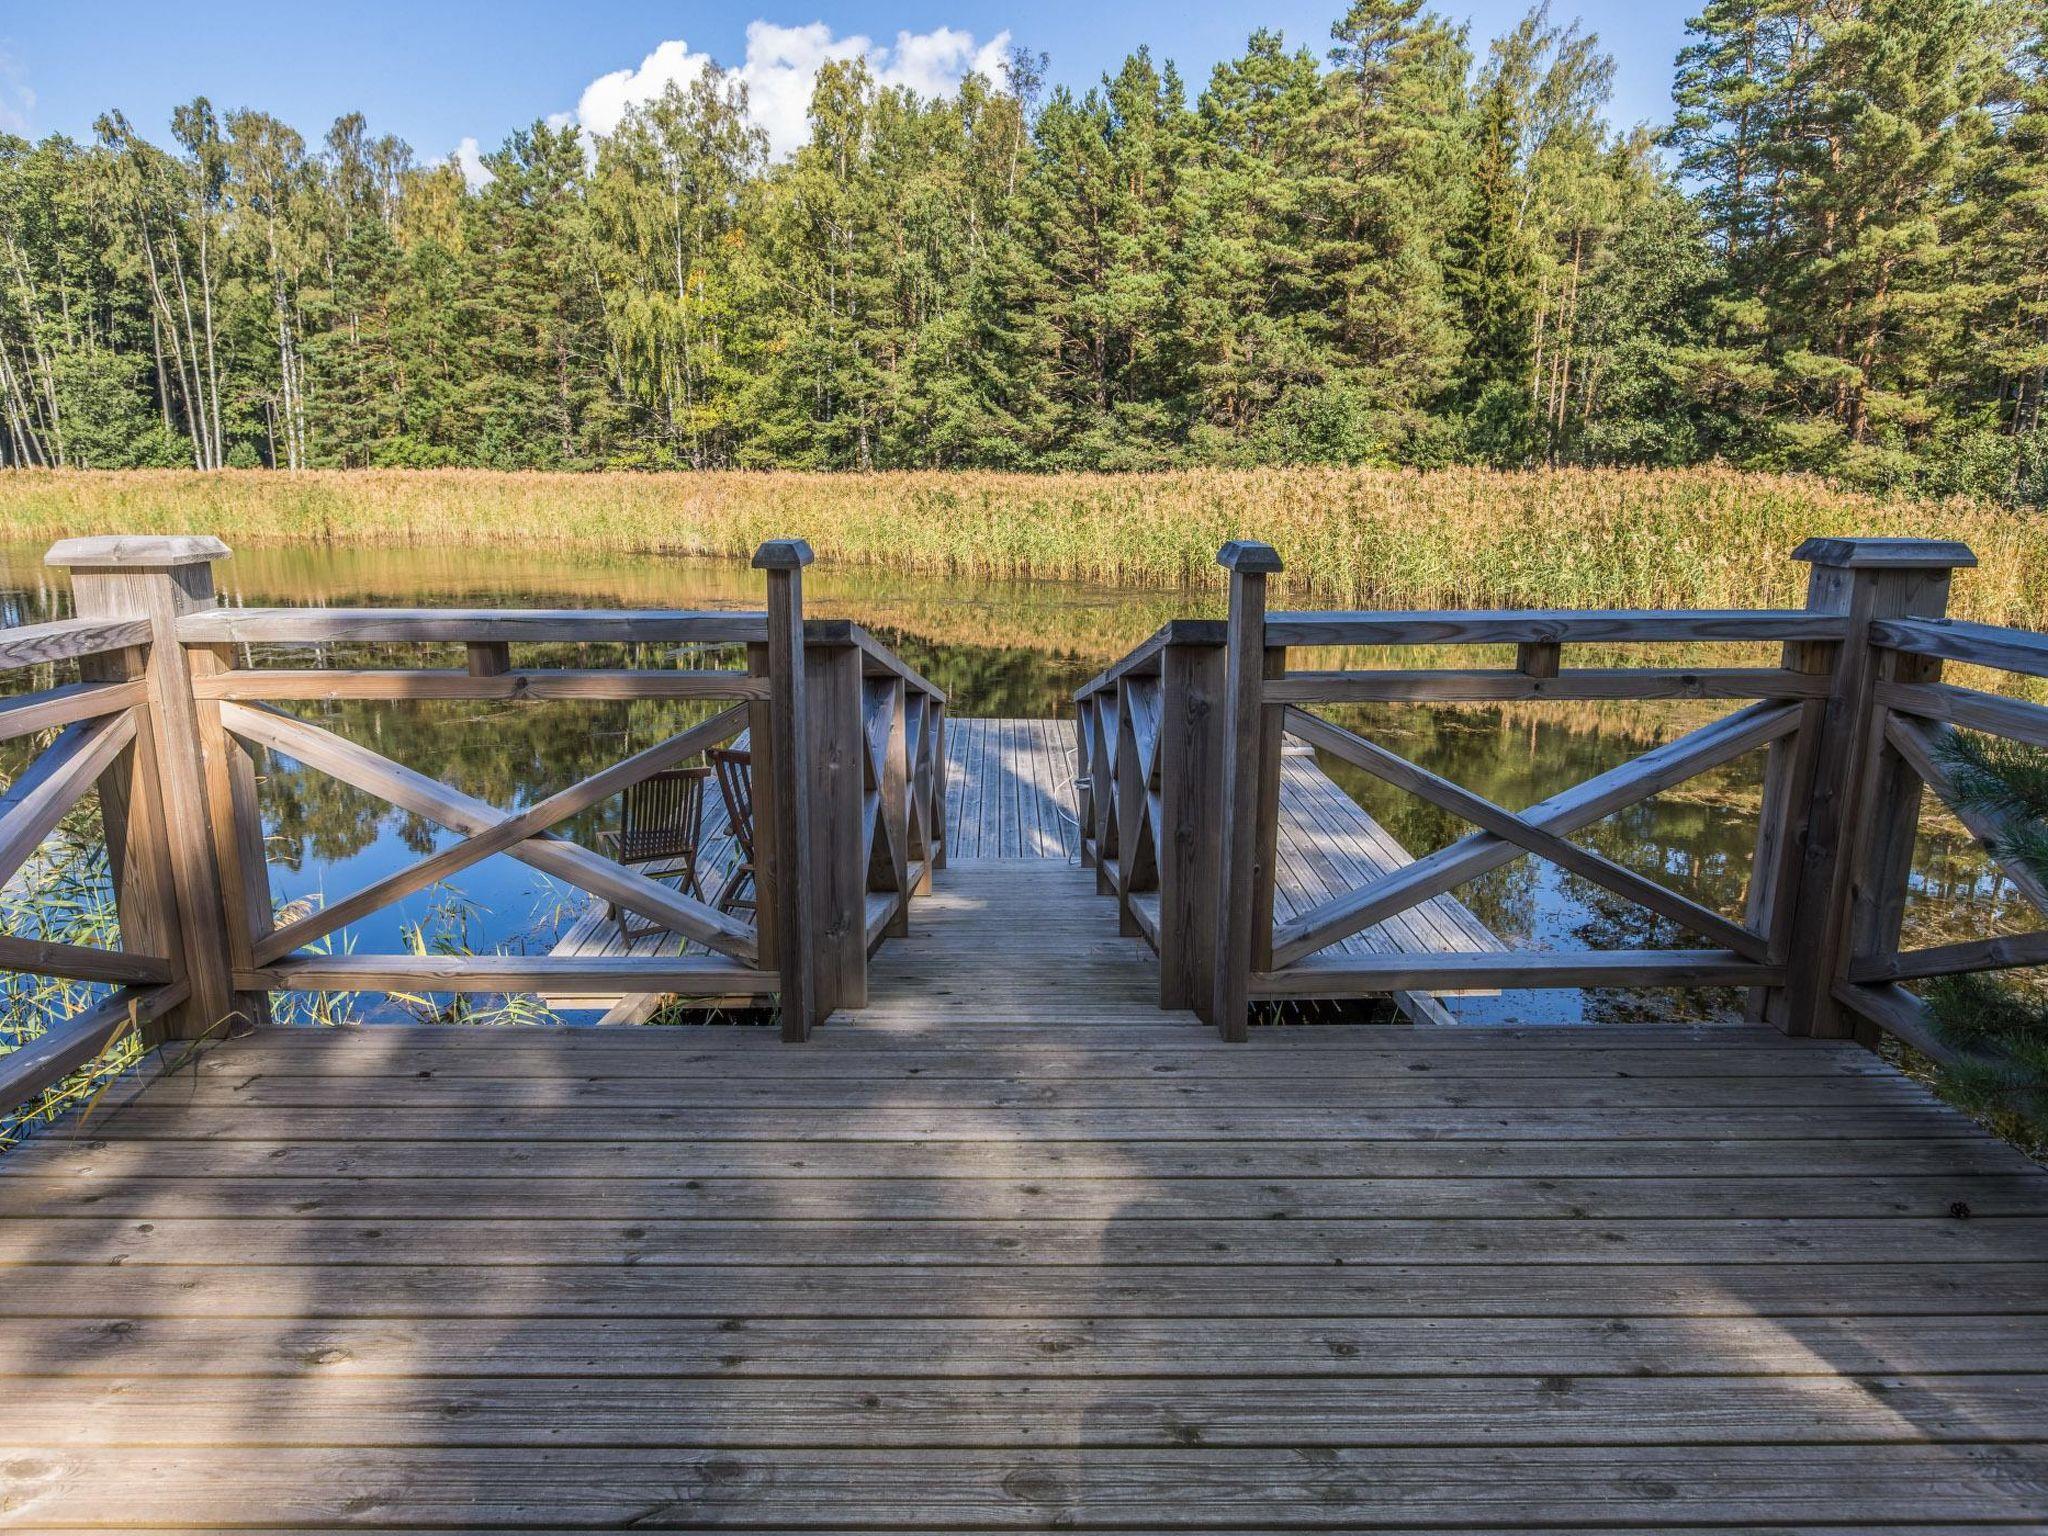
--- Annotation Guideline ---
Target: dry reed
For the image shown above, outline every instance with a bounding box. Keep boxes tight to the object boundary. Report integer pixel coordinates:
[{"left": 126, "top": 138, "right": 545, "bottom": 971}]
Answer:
[{"left": 0, "top": 466, "right": 2040, "bottom": 624}]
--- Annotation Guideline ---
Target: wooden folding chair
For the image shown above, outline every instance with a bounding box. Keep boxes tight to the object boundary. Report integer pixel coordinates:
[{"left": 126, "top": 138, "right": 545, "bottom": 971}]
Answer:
[
  {"left": 707, "top": 747, "right": 756, "bottom": 917},
  {"left": 599, "top": 765, "right": 709, "bottom": 939}
]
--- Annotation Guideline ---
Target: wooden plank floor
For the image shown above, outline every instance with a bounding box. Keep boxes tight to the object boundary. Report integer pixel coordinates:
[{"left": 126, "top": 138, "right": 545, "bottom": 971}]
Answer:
[
  {"left": 943, "top": 717, "right": 1079, "bottom": 860},
  {"left": 839, "top": 859, "right": 1187, "bottom": 1027},
  {"left": 4, "top": 1016, "right": 2047, "bottom": 1529}
]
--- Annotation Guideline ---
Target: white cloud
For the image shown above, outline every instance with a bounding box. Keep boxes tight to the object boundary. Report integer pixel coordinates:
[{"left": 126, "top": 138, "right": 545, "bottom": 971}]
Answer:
[
  {"left": 573, "top": 38, "right": 711, "bottom": 140},
  {"left": 0, "top": 49, "right": 35, "bottom": 137},
  {"left": 451, "top": 135, "right": 491, "bottom": 190},
  {"left": 550, "top": 20, "right": 1014, "bottom": 161}
]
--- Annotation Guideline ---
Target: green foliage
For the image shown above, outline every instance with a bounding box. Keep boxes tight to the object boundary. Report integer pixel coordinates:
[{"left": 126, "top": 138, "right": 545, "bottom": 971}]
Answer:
[
  {"left": 1922, "top": 730, "right": 2048, "bottom": 1142},
  {"left": 0, "top": 1, "right": 2043, "bottom": 494}
]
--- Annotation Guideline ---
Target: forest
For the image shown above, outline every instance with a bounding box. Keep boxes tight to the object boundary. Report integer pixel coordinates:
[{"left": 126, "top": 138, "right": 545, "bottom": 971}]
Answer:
[{"left": 0, "top": 0, "right": 2044, "bottom": 506}]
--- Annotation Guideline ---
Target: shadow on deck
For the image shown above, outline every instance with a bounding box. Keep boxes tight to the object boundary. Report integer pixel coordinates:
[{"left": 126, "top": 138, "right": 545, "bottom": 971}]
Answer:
[{"left": 2, "top": 1018, "right": 2046, "bottom": 1527}]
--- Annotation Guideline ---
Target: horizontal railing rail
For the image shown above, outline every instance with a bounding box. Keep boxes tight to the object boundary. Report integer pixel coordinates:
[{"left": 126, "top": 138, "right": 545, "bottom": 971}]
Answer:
[
  {"left": 175, "top": 608, "right": 771, "bottom": 646},
  {"left": 1262, "top": 609, "right": 1852, "bottom": 647},
  {"left": 1078, "top": 533, "right": 2045, "bottom": 1049}
]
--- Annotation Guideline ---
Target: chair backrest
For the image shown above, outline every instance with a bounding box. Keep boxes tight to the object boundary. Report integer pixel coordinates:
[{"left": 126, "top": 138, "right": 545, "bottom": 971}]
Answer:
[
  {"left": 709, "top": 748, "right": 754, "bottom": 863},
  {"left": 619, "top": 766, "right": 707, "bottom": 864}
]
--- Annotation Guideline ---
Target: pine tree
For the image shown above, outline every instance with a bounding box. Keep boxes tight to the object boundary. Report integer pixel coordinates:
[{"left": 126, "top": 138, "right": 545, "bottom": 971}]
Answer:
[
  {"left": 459, "top": 121, "right": 623, "bottom": 466},
  {"left": 1445, "top": 71, "right": 1537, "bottom": 463}
]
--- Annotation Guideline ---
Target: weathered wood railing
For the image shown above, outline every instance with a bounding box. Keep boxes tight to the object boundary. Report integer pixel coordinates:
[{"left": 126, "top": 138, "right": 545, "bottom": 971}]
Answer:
[
  {"left": 1079, "top": 535, "right": 2044, "bottom": 1046},
  {"left": 0, "top": 536, "right": 943, "bottom": 1114},
  {"left": 0, "top": 597, "right": 195, "bottom": 1111}
]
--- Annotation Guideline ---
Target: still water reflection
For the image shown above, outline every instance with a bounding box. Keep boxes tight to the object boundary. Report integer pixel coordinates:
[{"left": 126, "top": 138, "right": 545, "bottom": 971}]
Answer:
[{"left": 0, "top": 541, "right": 2023, "bottom": 1025}]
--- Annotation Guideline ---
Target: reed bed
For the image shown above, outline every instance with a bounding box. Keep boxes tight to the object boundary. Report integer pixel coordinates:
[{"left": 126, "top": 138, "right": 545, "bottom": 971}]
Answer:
[{"left": 1, "top": 466, "right": 2041, "bottom": 624}]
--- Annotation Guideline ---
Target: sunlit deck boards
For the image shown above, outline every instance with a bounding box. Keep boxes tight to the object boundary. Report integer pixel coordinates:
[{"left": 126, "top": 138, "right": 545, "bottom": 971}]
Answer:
[
  {"left": 838, "top": 859, "right": 1184, "bottom": 1027},
  {"left": 1273, "top": 739, "right": 1505, "bottom": 1024},
  {"left": 4, "top": 1019, "right": 2048, "bottom": 1529},
  {"left": 944, "top": 716, "right": 1079, "bottom": 860}
]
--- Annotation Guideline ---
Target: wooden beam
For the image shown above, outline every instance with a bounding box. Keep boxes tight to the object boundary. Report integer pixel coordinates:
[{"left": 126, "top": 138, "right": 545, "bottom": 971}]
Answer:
[
  {"left": 238, "top": 955, "right": 775, "bottom": 995},
  {"left": 1284, "top": 707, "right": 1768, "bottom": 961},
  {"left": 1255, "top": 950, "right": 1781, "bottom": 996},
  {"left": 1877, "top": 680, "right": 2048, "bottom": 750},
  {"left": 191, "top": 668, "right": 769, "bottom": 702},
  {"left": 806, "top": 619, "right": 948, "bottom": 704},
  {"left": 1265, "top": 610, "right": 1850, "bottom": 648},
  {"left": 1735, "top": 540, "right": 1971, "bottom": 1040},
  {"left": 1213, "top": 541, "right": 1284, "bottom": 1040},
  {"left": 176, "top": 608, "right": 771, "bottom": 647},
  {"left": 74, "top": 638, "right": 189, "bottom": 1043},
  {"left": 928, "top": 703, "right": 948, "bottom": 872},
  {"left": 220, "top": 702, "right": 758, "bottom": 965},
  {"left": 1870, "top": 616, "right": 2048, "bottom": 679},
  {"left": 805, "top": 638, "right": 868, "bottom": 1017},
  {"left": 0, "top": 713, "right": 138, "bottom": 890},
  {"left": 465, "top": 642, "right": 511, "bottom": 678},
  {"left": 1156, "top": 640, "right": 1225, "bottom": 1013},
  {"left": 1849, "top": 930, "right": 2048, "bottom": 984},
  {"left": 0, "top": 680, "right": 147, "bottom": 741},
  {"left": 1270, "top": 701, "right": 1799, "bottom": 969},
  {"left": 0, "top": 616, "right": 152, "bottom": 671},
  {"left": 1832, "top": 980, "right": 1966, "bottom": 1067},
  {"left": 49, "top": 536, "right": 254, "bottom": 1038},
  {"left": 0, "top": 980, "right": 187, "bottom": 1113},
  {"left": 0, "top": 934, "right": 171, "bottom": 986},
  {"left": 1074, "top": 620, "right": 1225, "bottom": 701},
  {"left": 1265, "top": 669, "right": 1827, "bottom": 704}
]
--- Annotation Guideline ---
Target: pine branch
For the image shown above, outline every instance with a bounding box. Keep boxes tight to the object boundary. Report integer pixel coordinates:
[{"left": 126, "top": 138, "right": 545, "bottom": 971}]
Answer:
[{"left": 1934, "top": 729, "right": 2048, "bottom": 888}]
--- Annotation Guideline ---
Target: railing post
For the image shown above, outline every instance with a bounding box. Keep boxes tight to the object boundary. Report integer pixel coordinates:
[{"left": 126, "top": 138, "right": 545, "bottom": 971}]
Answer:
[
  {"left": 1213, "top": 541, "right": 1285, "bottom": 1041},
  {"left": 1157, "top": 630, "right": 1226, "bottom": 1015},
  {"left": 45, "top": 536, "right": 268, "bottom": 1039},
  {"left": 1751, "top": 537, "right": 1976, "bottom": 1038},
  {"left": 753, "top": 539, "right": 818, "bottom": 1041}
]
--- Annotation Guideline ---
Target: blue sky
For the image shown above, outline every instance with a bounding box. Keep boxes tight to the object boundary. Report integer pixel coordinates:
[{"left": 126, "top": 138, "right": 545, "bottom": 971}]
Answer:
[{"left": 1, "top": 1, "right": 1693, "bottom": 168}]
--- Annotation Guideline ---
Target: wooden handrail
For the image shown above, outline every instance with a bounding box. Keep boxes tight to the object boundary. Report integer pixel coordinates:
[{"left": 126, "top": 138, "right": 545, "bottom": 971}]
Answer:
[
  {"left": 190, "top": 669, "right": 769, "bottom": 701},
  {"left": 804, "top": 619, "right": 948, "bottom": 703},
  {"left": 1870, "top": 616, "right": 2048, "bottom": 678},
  {"left": 0, "top": 616, "right": 153, "bottom": 671},
  {"left": 1264, "top": 609, "right": 1851, "bottom": 647},
  {"left": 1073, "top": 620, "right": 1223, "bottom": 700},
  {"left": 1266, "top": 668, "right": 1828, "bottom": 703},
  {"left": 176, "top": 607, "right": 771, "bottom": 646},
  {"left": 1078, "top": 534, "right": 2048, "bottom": 1046}
]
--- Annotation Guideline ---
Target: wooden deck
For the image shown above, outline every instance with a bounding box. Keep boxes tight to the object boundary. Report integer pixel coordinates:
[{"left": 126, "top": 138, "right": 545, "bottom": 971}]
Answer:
[
  {"left": 944, "top": 717, "right": 1080, "bottom": 859},
  {"left": 553, "top": 718, "right": 1500, "bottom": 1021},
  {"left": 4, "top": 1015, "right": 2047, "bottom": 1528}
]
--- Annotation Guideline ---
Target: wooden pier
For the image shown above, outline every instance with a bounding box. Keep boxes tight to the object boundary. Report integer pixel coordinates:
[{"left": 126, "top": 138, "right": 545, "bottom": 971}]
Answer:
[
  {"left": 1, "top": 532, "right": 2047, "bottom": 1528},
  {"left": 553, "top": 715, "right": 1501, "bottom": 1024}
]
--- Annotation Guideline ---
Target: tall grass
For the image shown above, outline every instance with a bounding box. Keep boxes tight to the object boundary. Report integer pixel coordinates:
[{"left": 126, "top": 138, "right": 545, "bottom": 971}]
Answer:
[{"left": 2, "top": 466, "right": 2041, "bottom": 624}]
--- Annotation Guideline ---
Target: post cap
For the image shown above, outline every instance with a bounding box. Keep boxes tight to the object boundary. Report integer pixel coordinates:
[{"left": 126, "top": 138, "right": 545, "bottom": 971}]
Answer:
[
  {"left": 751, "top": 538, "right": 816, "bottom": 571},
  {"left": 45, "top": 535, "right": 232, "bottom": 570},
  {"left": 1217, "top": 540, "right": 1283, "bottom": 575},
  {"left": 1791, "top": 537, "right": 1976, "bottom": 571}
]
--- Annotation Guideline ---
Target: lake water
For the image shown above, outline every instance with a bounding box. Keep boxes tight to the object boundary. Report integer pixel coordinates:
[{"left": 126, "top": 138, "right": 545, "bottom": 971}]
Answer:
[{"left": 0, "top": 539, "right": 2022, "bottom": 1026}]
